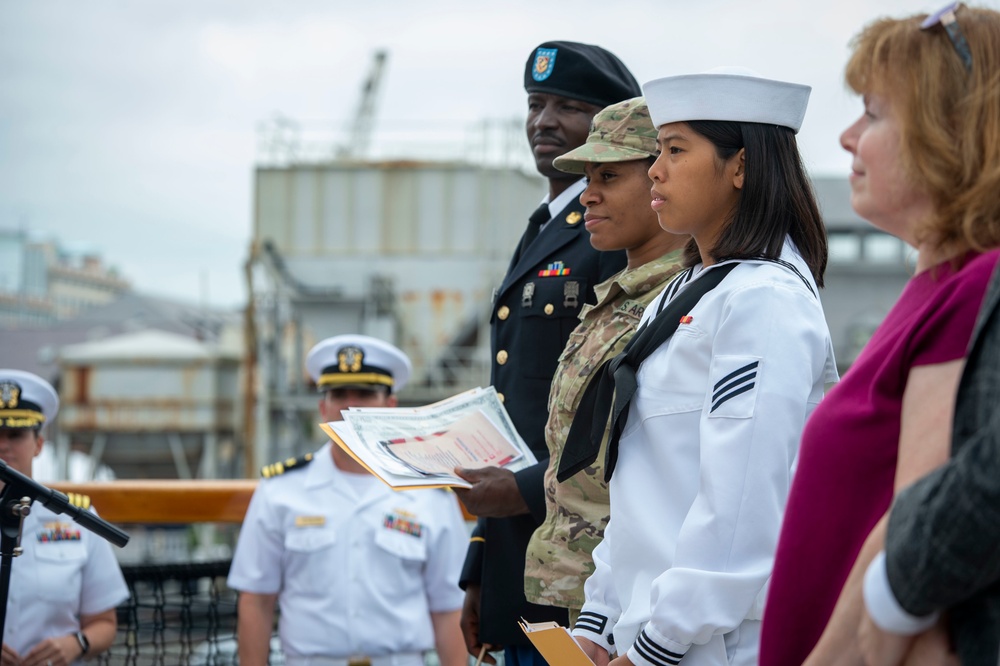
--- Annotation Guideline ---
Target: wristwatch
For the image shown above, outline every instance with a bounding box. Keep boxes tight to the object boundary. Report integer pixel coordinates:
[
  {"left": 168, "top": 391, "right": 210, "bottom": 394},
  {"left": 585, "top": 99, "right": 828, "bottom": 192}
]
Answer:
[{"left": 75, "top": 631, "right": 90, "bottom": 657}]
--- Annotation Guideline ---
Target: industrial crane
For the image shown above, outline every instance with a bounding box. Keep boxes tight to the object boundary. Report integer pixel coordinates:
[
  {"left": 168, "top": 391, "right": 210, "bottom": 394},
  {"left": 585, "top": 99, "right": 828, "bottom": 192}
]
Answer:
[{"left": 337, "top": 49, "right": 388, "bottom": 160}]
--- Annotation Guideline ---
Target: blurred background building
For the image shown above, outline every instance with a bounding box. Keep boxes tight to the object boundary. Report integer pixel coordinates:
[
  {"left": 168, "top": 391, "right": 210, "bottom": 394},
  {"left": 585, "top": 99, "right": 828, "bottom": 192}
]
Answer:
[{"left": 0, "top": 229, "right": 131, "bottom": 326}]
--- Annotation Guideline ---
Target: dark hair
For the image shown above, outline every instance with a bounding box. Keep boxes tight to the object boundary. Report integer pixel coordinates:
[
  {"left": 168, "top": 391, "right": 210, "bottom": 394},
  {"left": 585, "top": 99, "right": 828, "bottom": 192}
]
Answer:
[{"left": 683, "top": 120, "right": 828, "bottom": 287}]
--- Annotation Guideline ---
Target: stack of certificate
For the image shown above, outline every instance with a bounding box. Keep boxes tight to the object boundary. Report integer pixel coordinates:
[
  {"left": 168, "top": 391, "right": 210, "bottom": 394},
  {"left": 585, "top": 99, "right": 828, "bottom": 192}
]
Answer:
[{"left": 320, "top": 387, "right": 537, "bottom": 490}]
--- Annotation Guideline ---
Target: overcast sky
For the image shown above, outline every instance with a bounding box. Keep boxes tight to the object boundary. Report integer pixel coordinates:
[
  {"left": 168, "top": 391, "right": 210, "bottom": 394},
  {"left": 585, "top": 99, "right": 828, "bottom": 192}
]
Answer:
[{"left": 2, "top": 0, "right": 996, "bottom": 307}]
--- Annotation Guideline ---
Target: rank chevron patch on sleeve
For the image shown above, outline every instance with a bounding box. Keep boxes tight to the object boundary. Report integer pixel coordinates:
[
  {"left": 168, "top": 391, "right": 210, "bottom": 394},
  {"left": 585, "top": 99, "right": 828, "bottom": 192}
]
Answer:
[{"left": 710, "top": 359, "right": 759, "bottom": 414}]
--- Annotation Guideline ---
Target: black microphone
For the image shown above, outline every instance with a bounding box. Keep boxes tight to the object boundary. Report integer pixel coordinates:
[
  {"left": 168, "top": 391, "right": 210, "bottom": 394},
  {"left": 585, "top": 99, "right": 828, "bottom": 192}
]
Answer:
[{"left": 0, "top": 459, "right": 129, "bottom": 548}]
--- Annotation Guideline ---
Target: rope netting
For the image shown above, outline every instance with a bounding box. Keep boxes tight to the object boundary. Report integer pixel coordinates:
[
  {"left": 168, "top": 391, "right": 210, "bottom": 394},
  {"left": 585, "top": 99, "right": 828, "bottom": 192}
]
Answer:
[{"left": 98, "top": 560, "right": 280, "bottom": 666}]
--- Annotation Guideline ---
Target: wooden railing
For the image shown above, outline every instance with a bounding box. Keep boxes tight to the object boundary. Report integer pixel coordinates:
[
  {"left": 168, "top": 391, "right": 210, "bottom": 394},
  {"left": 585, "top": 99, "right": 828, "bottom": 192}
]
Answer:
[
  {"left": 49, "top": 480, "right": 475, "bottom": 523},
  {"left": 50, "top": 480, "right": 258, "bottom": 524}
]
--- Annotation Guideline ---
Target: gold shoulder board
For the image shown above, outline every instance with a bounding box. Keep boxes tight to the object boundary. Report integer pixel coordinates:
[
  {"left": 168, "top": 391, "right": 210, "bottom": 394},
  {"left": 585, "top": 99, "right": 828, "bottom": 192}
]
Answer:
[
  {"left": 66, "top": 492, "right": 92, "bottom": 510},
  {"left": 260, "top": 452, "right": 315, "bottom": 479}
]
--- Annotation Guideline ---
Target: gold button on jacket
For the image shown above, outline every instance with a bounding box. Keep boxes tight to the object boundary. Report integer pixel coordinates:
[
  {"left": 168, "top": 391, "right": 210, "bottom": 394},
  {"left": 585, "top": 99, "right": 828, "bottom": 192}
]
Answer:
[
  {"left": 498, "top": 306, "right": 510, "bottom": 320},
  {"left": 496, "top": 350, "right": 509, "bottom": 365}
]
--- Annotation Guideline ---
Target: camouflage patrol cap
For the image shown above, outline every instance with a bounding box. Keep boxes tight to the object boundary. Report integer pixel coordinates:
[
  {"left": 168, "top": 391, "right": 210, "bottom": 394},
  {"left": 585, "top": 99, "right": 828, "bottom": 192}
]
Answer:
[{"left": 553, "top": 97, "right": 657, "bottom": 174}]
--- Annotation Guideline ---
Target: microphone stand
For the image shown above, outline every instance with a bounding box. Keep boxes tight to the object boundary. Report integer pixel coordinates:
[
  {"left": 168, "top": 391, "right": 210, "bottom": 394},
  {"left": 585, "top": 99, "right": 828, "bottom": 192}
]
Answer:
[{"left": 0, "top": 458, "right": 130, "bottom": 643}]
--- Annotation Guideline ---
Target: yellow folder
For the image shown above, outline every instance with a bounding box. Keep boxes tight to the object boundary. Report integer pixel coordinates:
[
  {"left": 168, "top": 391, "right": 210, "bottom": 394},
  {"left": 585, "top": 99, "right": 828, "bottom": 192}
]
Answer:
[{"left": 518, "top": 619, "right": 596, "bottom": 666}]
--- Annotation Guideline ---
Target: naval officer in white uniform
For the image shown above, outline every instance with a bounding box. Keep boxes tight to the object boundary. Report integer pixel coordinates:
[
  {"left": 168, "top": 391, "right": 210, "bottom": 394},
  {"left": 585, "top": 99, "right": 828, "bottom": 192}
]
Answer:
[
  {"left": 227, "top": 335, "right": 468, "bottom": 666},
  {"left": 1, "top": 369, "right": 128, "bottom": 666}
]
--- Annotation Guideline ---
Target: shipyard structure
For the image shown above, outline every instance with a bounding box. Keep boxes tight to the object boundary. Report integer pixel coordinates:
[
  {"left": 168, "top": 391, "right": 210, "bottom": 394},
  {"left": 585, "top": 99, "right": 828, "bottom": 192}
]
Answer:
[{"left": 245, "top": 158, "right": 544, "bottom": 472}]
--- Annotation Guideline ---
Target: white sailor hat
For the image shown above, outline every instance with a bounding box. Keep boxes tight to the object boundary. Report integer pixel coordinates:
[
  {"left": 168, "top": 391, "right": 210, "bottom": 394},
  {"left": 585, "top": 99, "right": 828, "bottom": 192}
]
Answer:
[
  {"left": 0, "top": 369, "right": 59, "bottom": 430},
  {"left": 642, "top": 66, "right": 811, "bottom": 133},
  {"left": 305, "top": 335, "right": 412, "bottom": 393}
]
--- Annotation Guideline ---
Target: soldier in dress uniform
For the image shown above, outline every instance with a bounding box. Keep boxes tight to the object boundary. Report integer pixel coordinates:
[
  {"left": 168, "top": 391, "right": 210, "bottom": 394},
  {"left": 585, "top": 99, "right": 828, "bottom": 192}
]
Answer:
[
  {"left": 227, "top": 335, "right": 469, "bottom": 666},
  {"left": 1, "top": 370, "right": 128, "bottom": 666},
  {"left": 451, "top": 42, "right": 640, "bottom": 666}
]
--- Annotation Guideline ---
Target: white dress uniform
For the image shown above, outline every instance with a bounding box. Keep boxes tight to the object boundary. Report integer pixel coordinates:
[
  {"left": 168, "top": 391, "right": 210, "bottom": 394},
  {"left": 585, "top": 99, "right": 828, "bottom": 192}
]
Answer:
[
  {"left": 573, "top": 242, "right": 838, "bottom": 666},
  {"left": 227, "top": 442, "right": 468, "bottom": 664},
  {"left": 3, "top": 503, "right": 129, "bottom": 659}
]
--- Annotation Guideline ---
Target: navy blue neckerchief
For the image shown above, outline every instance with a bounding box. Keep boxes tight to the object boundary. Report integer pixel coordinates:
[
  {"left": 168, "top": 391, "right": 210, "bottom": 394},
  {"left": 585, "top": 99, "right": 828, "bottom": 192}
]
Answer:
[{"left": 557, "top": 262, "right": 739, "bottom": 483}]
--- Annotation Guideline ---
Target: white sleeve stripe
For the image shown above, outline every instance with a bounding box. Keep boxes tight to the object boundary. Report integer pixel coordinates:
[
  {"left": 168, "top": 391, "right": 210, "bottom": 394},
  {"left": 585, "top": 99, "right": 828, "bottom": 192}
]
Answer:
[
  {"left": 712, "top": 372, "right": 757, "bottom": 402},
  {"left": 713, "top": 360, "right": 759, "bottom": 391},
  {"left": 575, "top": 611, "right": 607, "bottom": 634}
]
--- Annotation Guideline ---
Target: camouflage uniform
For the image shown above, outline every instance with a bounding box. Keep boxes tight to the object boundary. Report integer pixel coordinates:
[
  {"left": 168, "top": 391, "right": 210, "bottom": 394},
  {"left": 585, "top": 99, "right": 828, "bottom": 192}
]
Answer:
[{"left": 524, "top": 250, "right": 682, "bottom": 611}]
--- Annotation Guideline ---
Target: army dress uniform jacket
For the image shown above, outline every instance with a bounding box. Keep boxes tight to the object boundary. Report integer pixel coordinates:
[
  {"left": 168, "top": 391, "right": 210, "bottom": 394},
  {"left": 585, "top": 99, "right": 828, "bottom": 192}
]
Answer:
[
  {"left": 228, "top": 443, "right": 468, "bottom": 660},
  {"left": 3, "top": 502, "right": 129, "bottom": 658},
  {"left": 461, "top": 181, "right": 627, "bottom": 645},
  {"left": 574, "top": 243, "right": 838, "bottom": 666}
]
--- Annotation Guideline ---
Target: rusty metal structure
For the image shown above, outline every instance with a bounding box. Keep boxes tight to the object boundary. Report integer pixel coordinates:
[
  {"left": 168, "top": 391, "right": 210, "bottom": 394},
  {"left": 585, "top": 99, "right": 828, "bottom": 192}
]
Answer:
[
  {"left": 56, "top": 329, "right": 242, "bottom": 480},
  {"left": 245, "top": 159, "right": 546, "bottom": 470}
]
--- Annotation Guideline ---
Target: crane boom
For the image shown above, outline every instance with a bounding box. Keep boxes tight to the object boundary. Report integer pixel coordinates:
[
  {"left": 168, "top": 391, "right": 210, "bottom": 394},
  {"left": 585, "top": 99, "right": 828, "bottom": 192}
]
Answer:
[{"left": 339, "top": 50, "right": 388, "bottom": 160}]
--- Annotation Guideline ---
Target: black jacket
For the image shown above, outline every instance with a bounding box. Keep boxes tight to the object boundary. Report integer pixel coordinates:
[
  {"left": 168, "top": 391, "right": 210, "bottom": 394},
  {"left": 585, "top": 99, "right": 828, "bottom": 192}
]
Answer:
[{"left": 886, "top": 258, "right": 1000, "bottom": 665}]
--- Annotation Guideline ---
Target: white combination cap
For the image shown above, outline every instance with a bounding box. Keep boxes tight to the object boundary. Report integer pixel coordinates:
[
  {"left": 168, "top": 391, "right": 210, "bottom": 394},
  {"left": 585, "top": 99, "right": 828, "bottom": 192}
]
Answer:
[
  {"left": 0, "top": 369, "right": 59, "bottom": 429},
  {"left": 306, "top": 335, "right": 412, "bottom": 393},
  {"left": 642, "top": 66, "right": 811, "bottom": 133}
]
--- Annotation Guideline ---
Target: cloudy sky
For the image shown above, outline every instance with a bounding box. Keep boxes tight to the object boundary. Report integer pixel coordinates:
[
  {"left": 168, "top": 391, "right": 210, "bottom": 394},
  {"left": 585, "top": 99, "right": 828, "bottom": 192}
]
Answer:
[{"left": 2, "top": 0, "right": 995, "bottom": 307}]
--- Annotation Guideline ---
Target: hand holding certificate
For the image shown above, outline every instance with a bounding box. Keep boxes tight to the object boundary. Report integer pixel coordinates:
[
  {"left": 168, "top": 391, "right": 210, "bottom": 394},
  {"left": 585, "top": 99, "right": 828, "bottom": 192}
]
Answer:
[{"left": 319, "top": 387, "right": 536, "bottom": 490}]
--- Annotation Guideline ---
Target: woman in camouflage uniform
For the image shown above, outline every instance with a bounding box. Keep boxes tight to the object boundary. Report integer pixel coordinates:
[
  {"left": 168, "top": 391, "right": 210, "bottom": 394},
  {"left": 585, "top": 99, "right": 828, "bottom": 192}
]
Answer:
[{"left": 523, "top": 96, "right": 687, "bottom": 624}]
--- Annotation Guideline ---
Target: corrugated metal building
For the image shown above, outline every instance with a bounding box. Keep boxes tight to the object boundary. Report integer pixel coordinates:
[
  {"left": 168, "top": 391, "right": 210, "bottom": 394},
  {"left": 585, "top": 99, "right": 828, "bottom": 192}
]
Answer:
[{"left": 247, "top": 160, "right": 546, "bottom": 468}]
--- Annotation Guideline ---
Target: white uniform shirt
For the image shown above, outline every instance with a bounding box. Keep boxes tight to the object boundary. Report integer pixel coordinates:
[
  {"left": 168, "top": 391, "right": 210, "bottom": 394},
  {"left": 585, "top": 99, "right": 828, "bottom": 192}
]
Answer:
[
  {"left": 537, "top": 178, "right": 587, "bottom": 231},
  {"left": 3, "top": 503, "right": 129, "bottom": 657},
  {"left": 575, "top": 243, "right": 838, "bottom": 666},
  {"left": 227, "top": 443, "right": 467, "bottom": 658}
]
